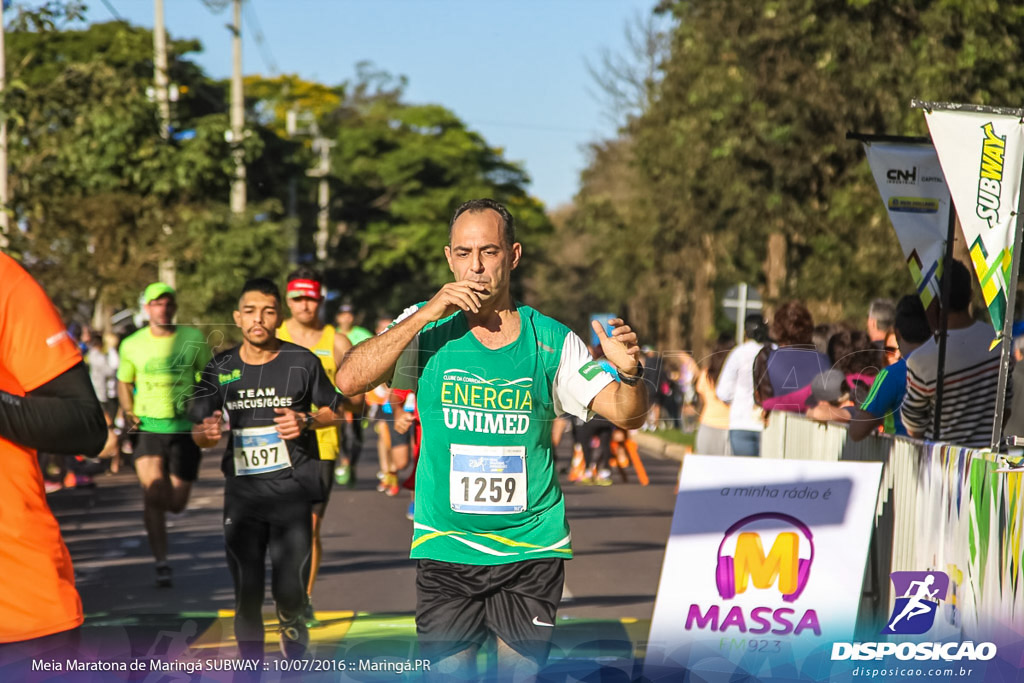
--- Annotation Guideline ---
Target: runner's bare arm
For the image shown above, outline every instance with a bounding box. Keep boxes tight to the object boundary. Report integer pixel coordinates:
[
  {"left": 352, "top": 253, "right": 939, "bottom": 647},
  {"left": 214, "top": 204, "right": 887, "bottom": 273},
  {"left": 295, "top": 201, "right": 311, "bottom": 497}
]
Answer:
[
  {"left": 587, "top": 318, "right": 650, "bottom": 430},
  {"left": 331, "top": 332, "right": 361, "bottom": 410},
  {"left": 117, "top": 380, "right": 138, "bottom": 429},
  {"left": 192, "top": 410, "right": 223, "bottom": 448},
  {"left": 273, "top": 406, "right": 341, "bottom": 440},
  {"left": 590, "top": 378, "right": 649, "bottom": 430},
  {"left": 335, "top": 281, "right": 489, "bottom": 395},
  {"left": 333, "top": 329, "right": 352, "bottom": 366}
]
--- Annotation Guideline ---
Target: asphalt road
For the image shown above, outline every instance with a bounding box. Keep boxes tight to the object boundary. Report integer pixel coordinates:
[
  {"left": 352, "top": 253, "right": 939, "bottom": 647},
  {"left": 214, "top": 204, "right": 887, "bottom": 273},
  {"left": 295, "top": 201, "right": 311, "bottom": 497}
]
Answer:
[
  {"left": 50, "top": 431, "right": 680, "bottom": 622},
  {"left": 40, "top": 429, "right": 682, "bottom": 677}
]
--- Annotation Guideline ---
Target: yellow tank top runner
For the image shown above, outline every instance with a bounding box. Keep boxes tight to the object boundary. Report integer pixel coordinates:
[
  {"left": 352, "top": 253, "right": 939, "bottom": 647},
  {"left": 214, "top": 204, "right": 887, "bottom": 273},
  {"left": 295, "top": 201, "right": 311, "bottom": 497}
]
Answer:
[{"left": 277, "top": 322, "right": 339, "bottom": 461}]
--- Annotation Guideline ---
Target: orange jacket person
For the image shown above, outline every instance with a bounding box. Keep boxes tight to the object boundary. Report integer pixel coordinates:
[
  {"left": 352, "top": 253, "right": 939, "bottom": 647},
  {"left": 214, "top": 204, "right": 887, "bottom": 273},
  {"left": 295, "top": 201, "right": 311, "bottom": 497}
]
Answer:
[{"left": 0, "top": 253, "right": 106, "bottom": 669}]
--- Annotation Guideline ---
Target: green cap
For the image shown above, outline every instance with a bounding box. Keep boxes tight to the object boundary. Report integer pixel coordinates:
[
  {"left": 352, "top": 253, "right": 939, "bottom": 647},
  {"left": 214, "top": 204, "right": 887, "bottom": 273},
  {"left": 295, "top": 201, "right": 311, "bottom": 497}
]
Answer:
[{"left": 143, "top": 282, "right": 176, "bottom": 304}]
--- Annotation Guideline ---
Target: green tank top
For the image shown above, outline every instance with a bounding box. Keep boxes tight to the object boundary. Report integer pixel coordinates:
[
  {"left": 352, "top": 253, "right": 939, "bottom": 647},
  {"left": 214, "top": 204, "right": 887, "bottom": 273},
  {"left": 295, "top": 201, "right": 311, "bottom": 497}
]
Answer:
[
  {"left": 116, "top": 326, "right": 211, "bottom": 433},
  {"left": 393, "top": 304, "right": 615, "bottom": 565}
]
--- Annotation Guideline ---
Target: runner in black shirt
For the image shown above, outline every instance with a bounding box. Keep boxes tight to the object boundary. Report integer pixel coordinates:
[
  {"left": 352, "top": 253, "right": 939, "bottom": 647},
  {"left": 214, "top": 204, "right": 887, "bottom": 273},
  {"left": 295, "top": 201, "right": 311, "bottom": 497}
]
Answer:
[{"left": 190, "top": 278, "right": 343, "bottom": 661}]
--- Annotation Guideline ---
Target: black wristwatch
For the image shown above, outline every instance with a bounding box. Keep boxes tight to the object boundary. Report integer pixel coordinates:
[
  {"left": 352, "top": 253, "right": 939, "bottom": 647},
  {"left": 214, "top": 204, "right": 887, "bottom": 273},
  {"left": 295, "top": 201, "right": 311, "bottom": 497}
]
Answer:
[
  {"left": 618, "top": 366, "right": 642, "bottom": 387},
  {"left": 302, "top": 413, "right": 316, "bottom": 431}
]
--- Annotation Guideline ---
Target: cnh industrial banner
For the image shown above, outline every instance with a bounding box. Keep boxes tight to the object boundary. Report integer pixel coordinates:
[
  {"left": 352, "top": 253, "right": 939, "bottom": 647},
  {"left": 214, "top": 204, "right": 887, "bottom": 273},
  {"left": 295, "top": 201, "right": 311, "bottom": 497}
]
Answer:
[
  {"left": 862, "top": 142, "right": 951, "bottom": 320},
  {"left": 924, "top": 109, "right": 1024, "bottom": 336}
]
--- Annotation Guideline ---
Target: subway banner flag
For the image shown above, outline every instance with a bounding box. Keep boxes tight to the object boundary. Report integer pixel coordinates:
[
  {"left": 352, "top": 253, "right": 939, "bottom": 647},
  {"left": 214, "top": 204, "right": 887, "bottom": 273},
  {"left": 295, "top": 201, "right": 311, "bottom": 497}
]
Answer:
[
  {"left": 863, "top": 142, "right": 951, "bottom": 320},
  {"left": 924, "top": 110, "right": 1024, "bottom": 337}
]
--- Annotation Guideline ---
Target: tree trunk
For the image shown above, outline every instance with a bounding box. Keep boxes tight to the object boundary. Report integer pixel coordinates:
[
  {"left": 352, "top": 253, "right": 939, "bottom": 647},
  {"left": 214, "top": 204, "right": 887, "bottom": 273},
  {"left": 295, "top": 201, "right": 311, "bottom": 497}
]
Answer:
[
  {"left": 764, "top": 232, "right": 787, "bottom": 314},
  {"left": 690, "top": 233, "right": 717, "bottom": 361},
  {"left": 628, "top": 289, "right": 651, "bottom": 348},
  {"left": 662, "top": 257, "right": 687, "bottom": 353},
  {"left": 91, "top": 298, "right": 109, "bottom": 334}
]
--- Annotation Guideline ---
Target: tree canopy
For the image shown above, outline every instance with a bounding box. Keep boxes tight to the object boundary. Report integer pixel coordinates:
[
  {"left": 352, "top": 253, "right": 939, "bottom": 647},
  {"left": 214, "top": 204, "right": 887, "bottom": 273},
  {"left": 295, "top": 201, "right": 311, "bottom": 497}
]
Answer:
[
  {"left": 1, "top": 8, "right": 547, "bottom": 338},
  {"left": 541, "top": 0, "right": 1024, "bottom": 356}
]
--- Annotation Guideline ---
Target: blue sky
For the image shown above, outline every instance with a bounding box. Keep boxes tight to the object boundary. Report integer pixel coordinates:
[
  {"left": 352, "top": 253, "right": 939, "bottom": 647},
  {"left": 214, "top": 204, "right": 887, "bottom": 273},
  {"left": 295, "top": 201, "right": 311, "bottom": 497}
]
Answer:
[{"left": 49, "top": 0, "right": 662, "bottom": 210}]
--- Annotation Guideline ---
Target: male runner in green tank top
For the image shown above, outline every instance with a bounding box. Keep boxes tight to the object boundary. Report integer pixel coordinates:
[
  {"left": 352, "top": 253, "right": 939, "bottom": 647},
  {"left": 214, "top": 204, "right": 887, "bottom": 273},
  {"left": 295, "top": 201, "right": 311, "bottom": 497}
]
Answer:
[
  {"left": 336, "top": 199, "right": 649, "bottom": 680},
  {"left": 117, "top": 283, "right": 211, "bottom": 587}
]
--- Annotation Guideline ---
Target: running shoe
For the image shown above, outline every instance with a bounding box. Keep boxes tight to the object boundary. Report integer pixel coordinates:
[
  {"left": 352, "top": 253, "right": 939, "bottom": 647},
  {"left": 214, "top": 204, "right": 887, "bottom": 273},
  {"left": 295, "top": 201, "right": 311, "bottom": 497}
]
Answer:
[
  {"left": 406, "top": 501, "right": 415, "bottom": 520},
  {"left": 155, "top": 562, "right": 173, "bottom": 588},
  {"left": 303, "top": 597, "right": 322, "bottom": 628},
  {"left": 279, "top": 615, "right": 309, "bottom": 659},
  {"left": 376, "top": 471, "right": 388, "bottom": 492},
  {"left": 378, "top": 472, "right": 399, "bottom": 495},
  {"left": 334, "top": 461, "right": 351, "bottom": 486}
]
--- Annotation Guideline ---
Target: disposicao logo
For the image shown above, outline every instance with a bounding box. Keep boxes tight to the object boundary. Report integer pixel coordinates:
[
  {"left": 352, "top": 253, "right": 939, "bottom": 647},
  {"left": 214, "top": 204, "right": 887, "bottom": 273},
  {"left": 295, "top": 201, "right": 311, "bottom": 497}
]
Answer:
[
  {"left": 883, "top": 570, "right": 949, "bottom": 635},
  {"left": 831, "top": 570, "right": 997, "bottom": 663},
  {"left": 685, "top": 513, "right": 821, "bottom": 636}
]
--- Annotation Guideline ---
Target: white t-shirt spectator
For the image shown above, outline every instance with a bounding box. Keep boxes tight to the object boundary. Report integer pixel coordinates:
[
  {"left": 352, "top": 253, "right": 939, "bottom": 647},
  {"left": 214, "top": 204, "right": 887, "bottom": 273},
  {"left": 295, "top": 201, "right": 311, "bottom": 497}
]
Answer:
[
  {"left": 85, "top": 346, "right": 118, "bottom": 402},
  {"left": 716, "top": 340, "right": 764, "bottom": 433}
]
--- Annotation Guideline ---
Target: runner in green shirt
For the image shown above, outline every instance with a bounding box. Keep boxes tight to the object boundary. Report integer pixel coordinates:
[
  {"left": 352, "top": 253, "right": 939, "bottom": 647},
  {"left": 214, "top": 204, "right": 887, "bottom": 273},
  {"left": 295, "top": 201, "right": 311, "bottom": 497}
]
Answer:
[
  {"left": 336, "top": 199, "right": 649, "bottom": 679},
  {"left": 117, "top": 283, "right": 211, "bottom": 587}
]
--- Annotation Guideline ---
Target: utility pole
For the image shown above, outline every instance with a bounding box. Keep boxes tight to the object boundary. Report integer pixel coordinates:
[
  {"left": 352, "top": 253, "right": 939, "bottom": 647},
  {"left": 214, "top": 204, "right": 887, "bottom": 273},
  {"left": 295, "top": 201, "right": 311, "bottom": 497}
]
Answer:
[
  {"left": 309, "top": 137, "right": 334, "bottom": 263},
  {"left": 229, "top": 0, "right": 246, "bottom": 214},
  {"left": 153, "top": 0, "right": 170, "bottom": 140},
  {"left": 154, "top": 0, "right": 175, "bottom": 286},
  {"left": 0, "top": 1, "right": 9, "bottom": 245},
  {"left": 285, "top": 109, "right": 300, "bottom": 265},
  {"left": 289, "top": 108, "right": 333, "bottom": 265}
]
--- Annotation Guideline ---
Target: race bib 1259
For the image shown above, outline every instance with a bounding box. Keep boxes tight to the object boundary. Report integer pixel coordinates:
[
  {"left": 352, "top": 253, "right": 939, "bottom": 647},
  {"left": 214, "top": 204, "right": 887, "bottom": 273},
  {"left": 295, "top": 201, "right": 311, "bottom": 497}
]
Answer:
[{"left": 449, "top": 444, "right": 527, "bottom": 514}]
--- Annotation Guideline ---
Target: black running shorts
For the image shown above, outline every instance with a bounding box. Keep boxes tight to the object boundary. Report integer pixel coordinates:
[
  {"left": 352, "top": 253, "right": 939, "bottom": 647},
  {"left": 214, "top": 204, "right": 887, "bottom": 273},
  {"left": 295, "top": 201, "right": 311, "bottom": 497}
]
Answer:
[
  {"left": 134, "top": 431, "right": 203, "bottom": 482},
  {"left": 311, "top": 460, "right": 335, "bottom": 517},
  {"left": 415, "top": 558, "right": 564, "bottom": 662}
]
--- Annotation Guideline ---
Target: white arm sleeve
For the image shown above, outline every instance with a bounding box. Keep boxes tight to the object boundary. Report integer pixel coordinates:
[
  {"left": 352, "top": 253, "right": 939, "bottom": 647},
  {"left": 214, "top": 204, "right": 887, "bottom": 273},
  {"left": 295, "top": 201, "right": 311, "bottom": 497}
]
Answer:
[
  {"left": 391, "top": 304, "right": 421, "bottom": 328},
  {"left": 387, "top": 303, "right": 424, "bottom": 392},
  {"left": 552, "top": 331, "right": 616, "bottom": 421}
]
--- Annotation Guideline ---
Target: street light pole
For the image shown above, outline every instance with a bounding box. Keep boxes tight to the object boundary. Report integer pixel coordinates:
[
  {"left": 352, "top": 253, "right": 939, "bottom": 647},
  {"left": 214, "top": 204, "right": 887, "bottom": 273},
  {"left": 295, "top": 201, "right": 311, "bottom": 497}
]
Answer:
[
  {"left": 154, "top": 0, "right": 175, "bottom": 286},
  {"left": 229, "top": 0, "right": 246, "bottom": 215}
]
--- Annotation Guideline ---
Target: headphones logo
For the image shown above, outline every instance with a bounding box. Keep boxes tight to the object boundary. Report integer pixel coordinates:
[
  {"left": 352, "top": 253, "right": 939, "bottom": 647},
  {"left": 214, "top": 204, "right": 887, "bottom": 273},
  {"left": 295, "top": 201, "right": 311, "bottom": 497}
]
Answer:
[{"left": 716, "top": 512, "right": 814, "bottom": 602}]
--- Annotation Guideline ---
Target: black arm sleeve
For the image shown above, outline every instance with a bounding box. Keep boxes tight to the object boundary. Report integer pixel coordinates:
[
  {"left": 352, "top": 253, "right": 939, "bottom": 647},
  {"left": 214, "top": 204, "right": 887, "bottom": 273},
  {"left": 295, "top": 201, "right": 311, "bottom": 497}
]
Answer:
[{"left": 0, "top": 361, "right": 107, "bottom": 456}]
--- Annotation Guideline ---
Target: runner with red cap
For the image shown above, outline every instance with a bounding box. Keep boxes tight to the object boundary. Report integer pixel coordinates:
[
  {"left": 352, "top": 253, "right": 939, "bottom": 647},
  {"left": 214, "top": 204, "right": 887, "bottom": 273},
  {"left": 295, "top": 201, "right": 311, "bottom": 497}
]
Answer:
[
  {"left": 117, "top": 282, "right": 212, "bottom": 587},
  {"left": 276, "top": 266, "right": 353, "bottom": 627}
]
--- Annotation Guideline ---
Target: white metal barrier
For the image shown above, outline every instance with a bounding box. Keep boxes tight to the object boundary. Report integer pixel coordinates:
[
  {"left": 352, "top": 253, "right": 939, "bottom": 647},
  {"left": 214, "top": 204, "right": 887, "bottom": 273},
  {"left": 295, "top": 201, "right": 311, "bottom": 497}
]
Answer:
[{"left": 762, "top": 412, "right": 1024, "bottom": 639}]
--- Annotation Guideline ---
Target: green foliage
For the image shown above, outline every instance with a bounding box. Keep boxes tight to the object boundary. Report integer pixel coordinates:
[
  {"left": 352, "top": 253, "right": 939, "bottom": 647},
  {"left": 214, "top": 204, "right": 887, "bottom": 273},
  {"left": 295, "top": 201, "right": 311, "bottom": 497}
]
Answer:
[
  {"left": 528, "top": 137, "right": 665, "bottom": 339},
  {"left": 244, "top": 69, "right": 551, "bottom": 316},
  {"left": 2, "top": 7, "right": 546, "bottom": 334},
  {"left": 325, "top": 84, "right": 551, "bottom": 314},
  {"left": 172, "top": 202, "right": 292, "bottom": 333},
  {"left": 565, "top": 0, "right": 1024, "bottom": 350}
]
